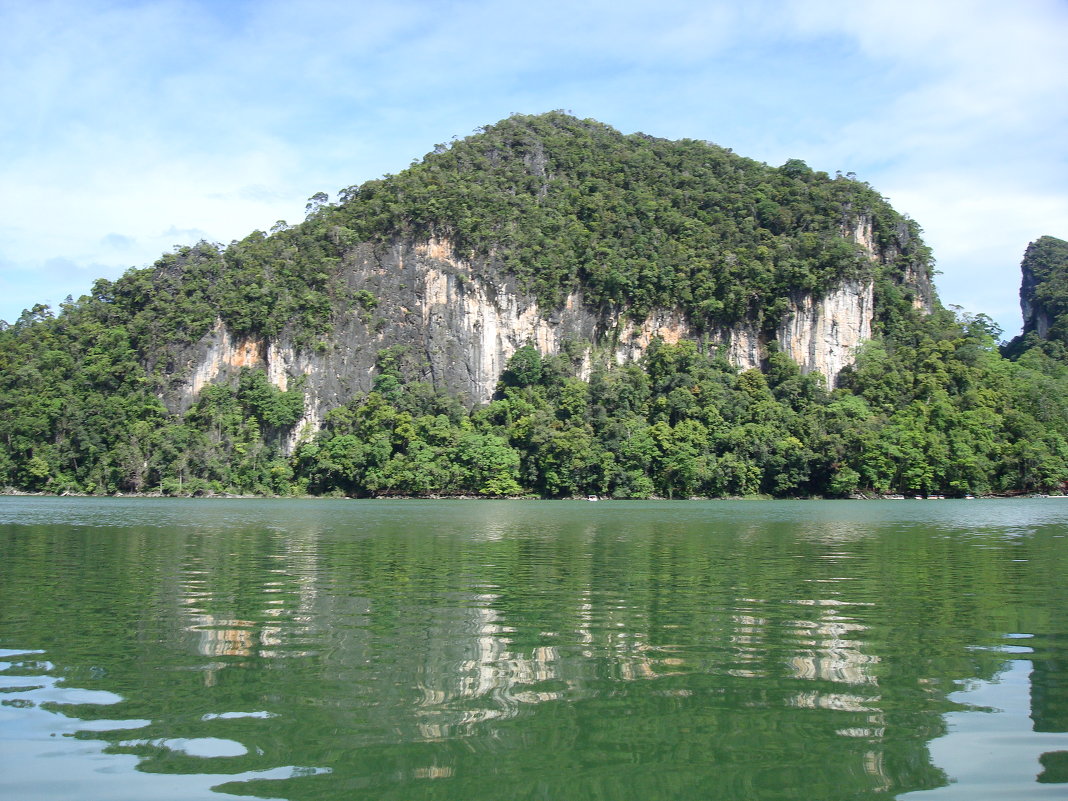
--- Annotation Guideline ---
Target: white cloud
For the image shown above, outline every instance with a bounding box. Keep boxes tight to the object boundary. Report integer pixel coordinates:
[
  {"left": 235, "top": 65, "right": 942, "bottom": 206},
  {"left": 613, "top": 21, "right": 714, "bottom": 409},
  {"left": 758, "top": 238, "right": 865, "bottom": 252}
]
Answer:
[{"left": 771, "top": 0, "right": 1068, "bottom": 335}]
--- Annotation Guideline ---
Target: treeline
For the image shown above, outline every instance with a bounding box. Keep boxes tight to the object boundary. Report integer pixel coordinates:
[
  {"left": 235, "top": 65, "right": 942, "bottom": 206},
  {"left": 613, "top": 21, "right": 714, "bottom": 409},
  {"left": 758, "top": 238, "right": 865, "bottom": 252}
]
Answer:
[
  {"left": 294, "top": 301, "right": 1068, "bottom": 498},
  {"left": 0, "top": 310, "right": 304, "bottom": 495},
  {"left": 3, "top": 296, "right": 1067, "bottom": 498}
]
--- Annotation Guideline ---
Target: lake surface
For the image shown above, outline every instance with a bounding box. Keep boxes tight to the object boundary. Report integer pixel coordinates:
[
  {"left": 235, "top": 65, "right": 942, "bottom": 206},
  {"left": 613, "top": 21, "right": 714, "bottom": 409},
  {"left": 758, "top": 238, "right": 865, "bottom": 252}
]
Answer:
[{"left": 1, "top": 497, "right": 1067, "bottom": 800}]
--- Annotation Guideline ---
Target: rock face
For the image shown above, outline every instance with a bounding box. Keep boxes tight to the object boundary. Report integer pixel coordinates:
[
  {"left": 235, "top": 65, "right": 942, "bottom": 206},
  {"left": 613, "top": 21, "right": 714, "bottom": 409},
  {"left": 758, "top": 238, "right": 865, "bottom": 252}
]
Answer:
[
  {"left": 1002, "top": 235, "right": 1068, "bottom": 358},
  {"left": 1018, "top": 236, "right": 1068, "bottom": 341},
  {"left": 775, "top": 278, "right": 874, "bottom": 384},
  {"left": 1021, "top": 262, "right": 1051, "bottom": 339},
  {"left": 165, "top": 220, "right": 931, "bottom": 449}
]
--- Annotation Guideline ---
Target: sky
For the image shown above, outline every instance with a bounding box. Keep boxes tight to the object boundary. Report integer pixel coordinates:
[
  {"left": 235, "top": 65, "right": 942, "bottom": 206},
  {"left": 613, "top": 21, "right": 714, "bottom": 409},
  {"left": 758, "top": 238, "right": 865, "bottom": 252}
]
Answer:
[{"left": 1, "top": 0, "right": 1066, "bottom": 339}]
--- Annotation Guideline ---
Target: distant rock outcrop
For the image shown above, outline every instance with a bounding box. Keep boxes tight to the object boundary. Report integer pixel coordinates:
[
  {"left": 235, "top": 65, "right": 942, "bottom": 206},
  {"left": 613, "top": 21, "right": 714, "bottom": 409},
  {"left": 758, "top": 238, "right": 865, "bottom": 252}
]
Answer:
[
  {"left": 1020, "top": 235, "right": 1068, "bottom": 341},
  {"left": 1002, "top": 235, "right": 1068, "bottom": 361}
]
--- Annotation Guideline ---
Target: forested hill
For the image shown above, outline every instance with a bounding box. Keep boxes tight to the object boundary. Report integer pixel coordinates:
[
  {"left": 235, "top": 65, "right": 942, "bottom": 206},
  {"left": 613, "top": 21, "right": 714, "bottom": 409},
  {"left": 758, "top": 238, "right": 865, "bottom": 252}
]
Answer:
[
  {"left": 9, "top": 112, "right": 934, "bottom": 345},
  {"left": 1, "top": 113, "right": 1066, "bottom": 498}
]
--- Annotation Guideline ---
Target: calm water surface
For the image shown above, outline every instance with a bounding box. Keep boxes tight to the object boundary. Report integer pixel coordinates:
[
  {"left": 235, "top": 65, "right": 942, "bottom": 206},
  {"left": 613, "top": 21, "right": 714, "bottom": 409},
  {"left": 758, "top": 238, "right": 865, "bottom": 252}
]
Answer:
[{"left": 1, "top": 497, "right": 1066, "bottom": 800}]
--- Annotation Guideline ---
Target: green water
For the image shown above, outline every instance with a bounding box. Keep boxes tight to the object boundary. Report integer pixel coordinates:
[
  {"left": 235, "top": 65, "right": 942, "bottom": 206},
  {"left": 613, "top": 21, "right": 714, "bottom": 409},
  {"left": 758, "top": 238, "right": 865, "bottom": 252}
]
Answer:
[{"left": 1, "top": 497, "right": 1066, "bottom": 800}]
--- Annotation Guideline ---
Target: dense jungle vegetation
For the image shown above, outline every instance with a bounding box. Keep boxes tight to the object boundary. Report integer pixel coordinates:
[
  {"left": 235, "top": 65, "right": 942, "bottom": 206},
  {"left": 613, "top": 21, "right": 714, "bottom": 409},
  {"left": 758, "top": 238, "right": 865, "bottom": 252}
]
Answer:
[
  {"left": 337, "top": 112, "right": 930, "bottom": 324},
  {"left": 1, "top": 114, "right": 1066, "bottom": 498}
]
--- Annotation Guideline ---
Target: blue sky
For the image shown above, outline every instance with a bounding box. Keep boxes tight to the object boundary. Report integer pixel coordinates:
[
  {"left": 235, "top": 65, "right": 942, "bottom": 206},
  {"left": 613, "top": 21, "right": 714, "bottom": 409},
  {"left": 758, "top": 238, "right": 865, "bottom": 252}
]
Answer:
[{"left": 2, "top": 0, "right": 1066, "bottom": 338}]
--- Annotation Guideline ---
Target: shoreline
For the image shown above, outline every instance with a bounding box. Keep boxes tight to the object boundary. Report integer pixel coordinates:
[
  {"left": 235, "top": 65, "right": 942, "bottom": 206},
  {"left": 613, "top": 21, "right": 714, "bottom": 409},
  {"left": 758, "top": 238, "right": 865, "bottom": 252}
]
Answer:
[{"left": 3, "top": 488, "right": 1062, "bottom": 501}]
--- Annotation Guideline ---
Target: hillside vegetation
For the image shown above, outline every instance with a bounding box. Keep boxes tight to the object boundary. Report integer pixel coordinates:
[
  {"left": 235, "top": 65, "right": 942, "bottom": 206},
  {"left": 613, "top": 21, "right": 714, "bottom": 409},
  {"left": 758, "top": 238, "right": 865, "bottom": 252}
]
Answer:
[
  {"left": 1, "top": 114, "right": 1066, "bottom": 498},
  {"left": 332, "top": 112, "right": 930, "bottom": 324}
]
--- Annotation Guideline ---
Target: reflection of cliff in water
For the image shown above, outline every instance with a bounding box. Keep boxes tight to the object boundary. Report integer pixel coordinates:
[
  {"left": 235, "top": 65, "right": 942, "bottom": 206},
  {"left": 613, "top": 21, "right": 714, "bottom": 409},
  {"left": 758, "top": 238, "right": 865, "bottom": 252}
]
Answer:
[
  {"left": 176, "top": 524, "right": 324, "bottom": 687},
  {"left": 4, "top": 499, "right": 1067, "bottom": 800},
  {"left": 362, "top": 521, "right": 954, "bottom": 798}
]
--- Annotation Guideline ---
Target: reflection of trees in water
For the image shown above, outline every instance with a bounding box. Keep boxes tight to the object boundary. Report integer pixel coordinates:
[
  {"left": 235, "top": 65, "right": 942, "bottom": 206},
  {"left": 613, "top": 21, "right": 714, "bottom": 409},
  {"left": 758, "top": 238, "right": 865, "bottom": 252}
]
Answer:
[
  {"left": 399, "top": 583, "right": 930, "bottom": 796},
  {"left": 1030, "top": 634, "right": 1068, "bottom": 784},
  {"left": 6, "top": 501, "right": 1067, "bottom": 799},
  {"left": 1031, "top": 635, "right": 1068, "bottom": 733},
  {"left": 381, "top": 521, "right": 965, "bottom": 797}
]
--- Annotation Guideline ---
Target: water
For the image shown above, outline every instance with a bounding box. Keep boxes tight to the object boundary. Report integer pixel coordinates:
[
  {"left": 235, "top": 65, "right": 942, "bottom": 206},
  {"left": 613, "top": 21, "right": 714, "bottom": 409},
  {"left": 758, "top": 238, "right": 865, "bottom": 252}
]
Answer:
[{"left": 1, "top": 497, "right": 1066, "bottom": 800}]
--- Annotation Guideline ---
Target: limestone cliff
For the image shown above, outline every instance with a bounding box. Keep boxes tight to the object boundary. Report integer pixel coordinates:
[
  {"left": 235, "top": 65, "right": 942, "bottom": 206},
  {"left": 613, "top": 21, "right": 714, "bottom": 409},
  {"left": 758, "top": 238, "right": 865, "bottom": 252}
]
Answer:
[
  {"left": 166, "top": 218, "right": 930, "bottom": 449},
  {"left": 775, "top": 278, "right": 873, "bottom": 383},
  {"left": 772, "top": 215, "right": 932, "bottom": 382},
  {"left": 1021, "top": 262, "right": 1051, "bottom": 339},
  {"left": 1018, "top": 235, "right": 1068, "bottom": 342}
]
